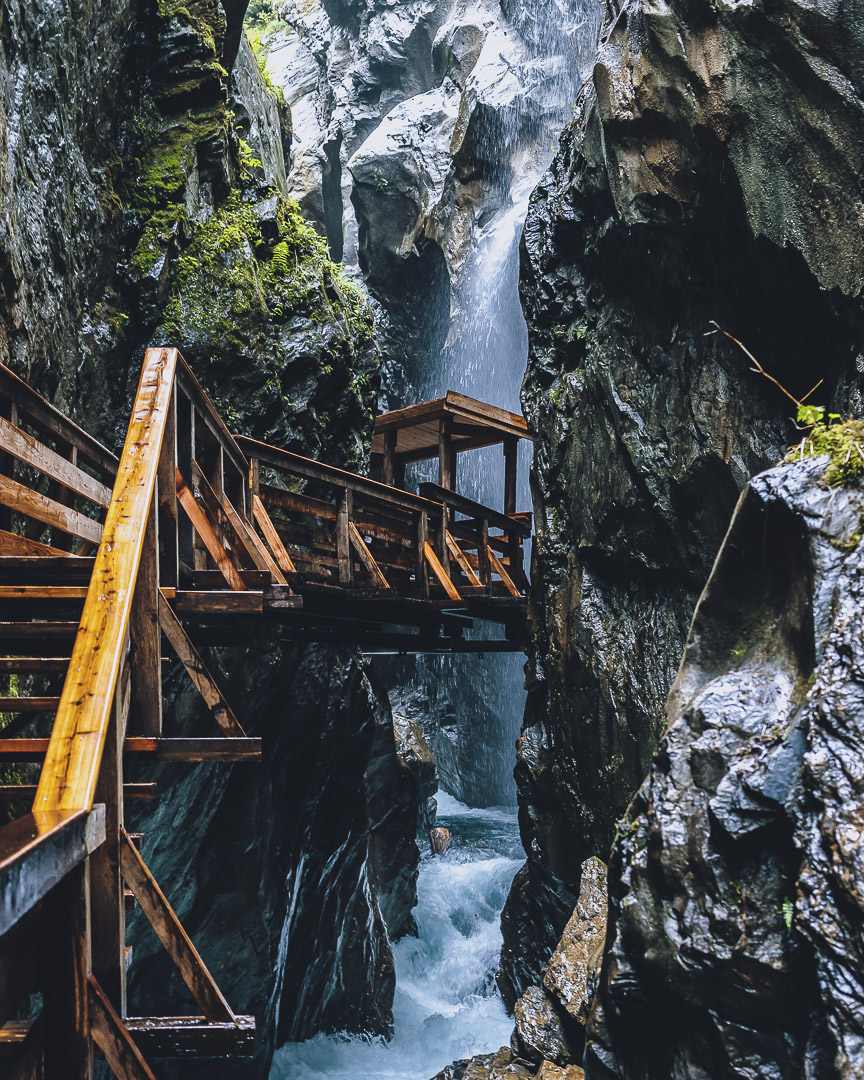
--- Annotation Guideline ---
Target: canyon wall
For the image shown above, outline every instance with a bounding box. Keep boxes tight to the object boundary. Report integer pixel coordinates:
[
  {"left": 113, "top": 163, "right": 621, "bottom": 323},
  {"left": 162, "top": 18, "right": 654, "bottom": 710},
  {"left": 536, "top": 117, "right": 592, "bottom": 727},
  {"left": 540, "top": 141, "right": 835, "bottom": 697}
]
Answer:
[
  {"left": 0, "top": 0, "right": 422, "bottom": 1073},
  {"left": 506, "top": 0, "right": 864, "bottom": 1011}
]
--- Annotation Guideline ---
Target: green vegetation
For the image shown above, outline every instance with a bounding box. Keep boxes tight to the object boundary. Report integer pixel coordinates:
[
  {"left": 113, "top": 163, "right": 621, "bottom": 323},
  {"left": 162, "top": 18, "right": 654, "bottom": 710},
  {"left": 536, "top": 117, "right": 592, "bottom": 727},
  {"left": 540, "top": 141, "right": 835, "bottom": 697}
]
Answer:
[
  {"left": 786, "top": 404, "right": 864, "bottom": 487},
  {"left": 245, "top": 0, "right": 288, "bottom": 97}
]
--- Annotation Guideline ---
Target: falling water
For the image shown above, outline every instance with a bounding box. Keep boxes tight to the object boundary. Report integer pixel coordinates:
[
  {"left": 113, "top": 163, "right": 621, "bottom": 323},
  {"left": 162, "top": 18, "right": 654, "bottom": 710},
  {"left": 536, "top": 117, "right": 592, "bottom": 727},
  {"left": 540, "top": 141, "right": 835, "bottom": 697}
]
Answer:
[{"left": 270, "top": 1, "right": 600, "bottom": 1074}]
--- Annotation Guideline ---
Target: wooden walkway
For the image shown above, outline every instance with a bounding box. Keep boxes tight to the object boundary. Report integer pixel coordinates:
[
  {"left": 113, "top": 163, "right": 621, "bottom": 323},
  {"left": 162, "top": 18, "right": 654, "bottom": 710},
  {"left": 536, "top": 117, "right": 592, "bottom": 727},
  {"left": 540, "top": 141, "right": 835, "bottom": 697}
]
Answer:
[{"left": 0, "top": 348, "right": 533, "bottom": 1076}]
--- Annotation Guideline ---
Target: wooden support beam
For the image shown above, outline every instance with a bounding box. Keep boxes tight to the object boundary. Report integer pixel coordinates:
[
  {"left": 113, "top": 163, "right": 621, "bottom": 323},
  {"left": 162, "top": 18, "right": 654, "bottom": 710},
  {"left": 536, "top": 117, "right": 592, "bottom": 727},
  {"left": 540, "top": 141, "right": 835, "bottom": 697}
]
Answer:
[
  {"left": 129, "top": 492, "right": 162, "bottom": 737},
  {"left": 423, "top": 542, "right": 462, "bottom": 602},
  {"left": 41, "top": 862, "right": 92, "bottom": 1079},
  {"left": 216, "top": 486, "right": 287, "bottom": 585},
  {"left": 503, "top": 436, "right": 518, "bottom": 517},
  {"left": 252, "top": 494, "right": 296, "bottom": 575},
  {"left": 190, "top": 461, "right": 260, "bottom": 575},
  {"left": 172, "top": 590, "right": 264, "bottom": 614},
  {"left": 124, "top": 1015, "right": 256, "bottom": 1059},
  {"left": 487, "top": 546, "right": 521, "bottom": 597},
  {"left": 175, "top": 469, "right": 246, "bottom": 591},
  {"left": 336, "top": 488, "right": 354, "bottom": 587},
  {"left": 157, "top": 388, "right": 179, "bottom": 589},
  {"left": 348, "top": 523, "right": 390, "bottom": 588},
  {"left": 157, "top": 593, "right": 246, "bottom": 737},
  {"left": 88, "top": 975, "right": 158, "bottom": 1080},
  {"left": 477, "top": 518, "right": 491, "bottom": 591},
  {"left": 445, "top": 531, "right": 482, "bottom": 587},
  {"left": 415, "top": 512, "right": 429, "bottom": 600},
  {"left": 118, "top": 829, "right": 236, "bottom": 1024},
  {"left": 382, "top": 429, "right": 397, "bottom": 486},
  {"left": 0, "top": 697, "right": 60, "bottom": 711},
  {"left": 0, "top": 784, "right": 152, "bottom": 801}
]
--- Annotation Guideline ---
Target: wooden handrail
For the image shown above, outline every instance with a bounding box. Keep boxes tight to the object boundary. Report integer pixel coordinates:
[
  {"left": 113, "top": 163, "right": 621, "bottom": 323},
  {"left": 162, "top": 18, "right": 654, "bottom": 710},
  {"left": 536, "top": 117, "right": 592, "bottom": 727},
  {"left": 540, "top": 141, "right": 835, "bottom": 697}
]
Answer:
[
  {"left": 235, "top": 435, "right": 445, "bottom": 517},
  {"left": 33, "top": 348, "right": 179, "bottom": 813},
  {"left": 418, "top": 482, "right": 531, "bottom": 537}
]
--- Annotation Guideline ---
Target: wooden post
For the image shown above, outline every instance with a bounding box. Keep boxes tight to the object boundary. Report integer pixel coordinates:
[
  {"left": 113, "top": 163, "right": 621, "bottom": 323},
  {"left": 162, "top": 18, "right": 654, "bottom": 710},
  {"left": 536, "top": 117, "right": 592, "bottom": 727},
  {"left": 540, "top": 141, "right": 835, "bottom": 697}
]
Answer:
[
  {"left": 477, "top": 518, "right": 491, "bottom": 593},
  {"left": 383, "top": 431, "right": 397, "bottom": 487},
  {"left": 41, "top": 862, "right": 92, "bottom": 1079},
  {"left": 176, "top": 391, "right": 196, "bottom": 575},
  {"left": 336, "top": 489, "right": 354, "bottom": 587},
  {"left": 90, "top": 686, "right": 126, "bottom": 1016},
  {"left": 438, "top": 419, "right": 453, "bottom": 576},
  {"left": 503, "top": 436, "right": 518, "bottom": 517},
  {"left": 157, "top": 387, "right": 178, "bottom": 589},
  {"left": 415, "top": 511, "right": 429, "bottom": 600},
  {"left": 129, "top": 489, "right": 162, "bottom": 737}
]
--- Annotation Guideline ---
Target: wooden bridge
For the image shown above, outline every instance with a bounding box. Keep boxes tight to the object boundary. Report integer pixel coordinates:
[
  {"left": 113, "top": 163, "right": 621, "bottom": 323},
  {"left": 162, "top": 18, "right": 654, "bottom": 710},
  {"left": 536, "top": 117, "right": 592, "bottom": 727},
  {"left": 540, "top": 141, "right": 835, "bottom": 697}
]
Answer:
[{"left": 0, "top": 348, "right": 533, "bottom": 1076}]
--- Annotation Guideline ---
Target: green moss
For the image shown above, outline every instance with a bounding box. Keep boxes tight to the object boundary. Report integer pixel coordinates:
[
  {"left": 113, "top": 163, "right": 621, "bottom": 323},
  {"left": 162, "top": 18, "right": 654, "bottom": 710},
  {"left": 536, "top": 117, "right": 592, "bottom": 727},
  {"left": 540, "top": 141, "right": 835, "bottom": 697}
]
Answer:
[
  {"left": 126, "top": 106, "right": 226, "bottom": 211},
  {"left": 785, "top": 407, "right": 864, "bottom": 487},
  {"left": 132, "top": 205, "right": 187, "bottom": 274}
]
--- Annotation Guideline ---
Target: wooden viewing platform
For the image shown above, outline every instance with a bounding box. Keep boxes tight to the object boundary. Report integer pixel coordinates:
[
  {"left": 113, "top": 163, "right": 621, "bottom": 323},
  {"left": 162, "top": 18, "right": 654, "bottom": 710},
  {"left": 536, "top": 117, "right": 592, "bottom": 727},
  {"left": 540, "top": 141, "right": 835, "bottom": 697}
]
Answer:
[{"left": 0, "top": 348, "right": 534, "bottom": 1076}]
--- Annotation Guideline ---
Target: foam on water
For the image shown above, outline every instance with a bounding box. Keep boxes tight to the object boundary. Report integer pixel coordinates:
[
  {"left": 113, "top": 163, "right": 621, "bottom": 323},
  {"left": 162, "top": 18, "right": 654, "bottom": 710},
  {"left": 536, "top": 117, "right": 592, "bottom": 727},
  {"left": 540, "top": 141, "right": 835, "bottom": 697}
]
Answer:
[{"left": 269, "top": 794, "right": 522, "bottom": 1080}]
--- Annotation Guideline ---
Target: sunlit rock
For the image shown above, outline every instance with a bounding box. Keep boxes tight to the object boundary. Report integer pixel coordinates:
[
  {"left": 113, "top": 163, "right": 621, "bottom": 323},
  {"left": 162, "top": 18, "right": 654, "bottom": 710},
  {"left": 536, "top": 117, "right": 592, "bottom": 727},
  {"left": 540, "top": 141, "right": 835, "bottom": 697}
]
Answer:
[{"left": 512, "top": 985, "right": 574, "bottom": 1065}]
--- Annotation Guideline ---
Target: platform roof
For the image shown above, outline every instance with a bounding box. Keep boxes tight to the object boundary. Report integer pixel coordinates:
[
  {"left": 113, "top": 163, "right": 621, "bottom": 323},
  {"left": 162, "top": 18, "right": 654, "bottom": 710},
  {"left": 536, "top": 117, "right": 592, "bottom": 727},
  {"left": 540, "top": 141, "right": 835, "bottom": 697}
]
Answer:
[{"left": 371, "top": 391, "right": 531, "bottom": 466}]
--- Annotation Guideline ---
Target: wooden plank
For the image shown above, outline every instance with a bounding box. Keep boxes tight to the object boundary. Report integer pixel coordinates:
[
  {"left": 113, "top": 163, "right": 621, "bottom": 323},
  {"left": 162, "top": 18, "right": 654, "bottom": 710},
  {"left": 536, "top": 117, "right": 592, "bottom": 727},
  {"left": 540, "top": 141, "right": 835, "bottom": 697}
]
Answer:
[
  {"left": 129, "top": 492, "right": 162, "bottom": 737},
  {"left": 0, "top": 361, "right": 118, "bottom": 479},
  {"left": 118, "top": 829, "right": 236, "bottom": 1023},
  {"left": 88, "top": 975, "right": 157, "bottom": 1080},
  {"left": 157, "top": 593, "right": 246, "bottom": 737},
  {"left": 424, "top": 542, "right": 461, "bottom": 601},
  {"left": 446, "top": 531, "right": 482, "bottom": 587},
  {"left": 487, "top": 546, "right": 521, "bottom": 597},
  {"left": 175, "top": 468, "right": 246, "bottom": 591},
  {"left": 383, "top": 429, "right": 397, "bottom": 486},
  {"left": 0, "top": 697, "right": 60, "bottom": 710},
  {"left": 172, "top": 590, "right": 263, "bottom": 614},
  {"left": 0, "top": 473, "right": 102, "bottom": 543},
  {"left": 0, "top": 806, "right": 104, "bottom": 935},
  {"left": 477, "top": 519, "right": 491, "bottom": 589},
  {"left": 349, "top": 522, "right": 389, "bottom": 588},
  {"left": 0, "top": 527, "right": 76, "bottom": 557},
  {"left": 252, "top": 494, "right": 297, "bottom": 574},
  {"left": 0, "top": 784, "right": 151, "bottom": 800},
  {"left": 0, "top": 658, "right": 71, "bottom": 672},
  {"left": 124, "top": 1015, "right": 256, "bottom": 1059},
  {"left": 336, "top": 489, "right": 353, "bottom": 587},
  {"left": 33, "top": 347, "right": 178, "bottom": 815},
  {"left": 0, "top": 738, "right": 260, "bottom": 760},
  {"left": 0, "top": 586, "right": 87, "bottom": 599},
  {"left": 503, "top": 436, "right": 518, "bottom": 517},
  {"left": 0, "top": 414, "right": 112, "bottom": 508}
]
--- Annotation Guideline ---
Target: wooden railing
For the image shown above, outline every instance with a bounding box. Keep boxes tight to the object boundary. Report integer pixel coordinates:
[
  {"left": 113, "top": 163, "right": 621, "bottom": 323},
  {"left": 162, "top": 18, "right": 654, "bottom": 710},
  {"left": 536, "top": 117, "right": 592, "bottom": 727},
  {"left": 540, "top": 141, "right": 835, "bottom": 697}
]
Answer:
[{"left": 236, "top": 437, "right": 530, "bottom": 601}]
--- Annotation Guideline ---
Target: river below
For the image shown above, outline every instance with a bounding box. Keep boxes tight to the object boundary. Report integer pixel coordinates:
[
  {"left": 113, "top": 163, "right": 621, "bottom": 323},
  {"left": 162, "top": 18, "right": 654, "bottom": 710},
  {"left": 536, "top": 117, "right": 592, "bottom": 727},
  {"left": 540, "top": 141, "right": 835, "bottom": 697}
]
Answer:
[{"left": 270, "top": 791, "right": 522, "bottom": 1080}]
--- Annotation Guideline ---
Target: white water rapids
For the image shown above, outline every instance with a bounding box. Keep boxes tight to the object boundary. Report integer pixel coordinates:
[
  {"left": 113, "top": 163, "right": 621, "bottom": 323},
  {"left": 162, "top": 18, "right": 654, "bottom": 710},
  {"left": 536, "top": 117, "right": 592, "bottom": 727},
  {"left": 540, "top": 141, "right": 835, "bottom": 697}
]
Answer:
[{"left": 270, "top": 793, "right": 523, "bottom": 1080}]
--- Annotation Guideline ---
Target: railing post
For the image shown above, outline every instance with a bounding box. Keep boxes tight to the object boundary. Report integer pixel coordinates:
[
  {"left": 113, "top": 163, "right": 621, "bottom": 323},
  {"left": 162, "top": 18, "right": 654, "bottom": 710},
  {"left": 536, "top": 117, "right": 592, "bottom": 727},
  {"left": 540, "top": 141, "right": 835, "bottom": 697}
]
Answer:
[
  {"left": 41, "top": 861, "right": 93, "bottom": 1079},
  {"left": 415, "top": 510, "right": 429, "bottom": 600},
  {"left": 337, "top": 489, "right": 354, "bottom": 587},
  {"left": 90, "top": 670, "right": 127, "bottom": 1016},
  {"left": 129, "top": 487, "right": 162, "bottom": 737},
  {"left": 503, "top": 435, "right": 518, "bottom": 517},
  {"left": 383, "top": 430, "right": 397, "bottom": 486},
  {"left": 477, "top": 517, "right": 491, "bottom": 594},
  {"left": 0, "top": 399, "right": 16, "bottom": 533},
  {"left": 157, "top": 386, "right": 178, "bottom": 588}
]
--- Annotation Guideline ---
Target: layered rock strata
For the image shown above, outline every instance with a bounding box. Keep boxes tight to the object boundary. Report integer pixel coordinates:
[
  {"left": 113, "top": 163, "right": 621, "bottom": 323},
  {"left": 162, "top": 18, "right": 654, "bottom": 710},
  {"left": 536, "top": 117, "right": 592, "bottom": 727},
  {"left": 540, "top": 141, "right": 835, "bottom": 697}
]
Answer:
[
  {"left": 589, "top": 455, "right": 864, "bottom": 1078},
  {"left": 507, "top": 0, "right": 864, "bottom": 1003}
]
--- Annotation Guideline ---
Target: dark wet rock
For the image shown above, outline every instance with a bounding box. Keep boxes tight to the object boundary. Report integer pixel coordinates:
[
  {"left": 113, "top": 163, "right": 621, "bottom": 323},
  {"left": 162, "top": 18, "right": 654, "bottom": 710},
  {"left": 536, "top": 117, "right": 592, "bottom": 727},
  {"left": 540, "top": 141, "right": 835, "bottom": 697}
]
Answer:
[
  {"left": 586, "top": 457, "right": 864, "bottom": 1079},
  {"left": 393, "top": 712, "right": 438, "bottom": 838},
  {"left": 544, "top": 857, "right": 607, "bottom": 1027},
  {"left": 127, "top": 637, "right": 411, "bottom": 1077},
  {"left": 508, "top": 0, "right": 864, "bottom": 1005},
  {"left": 512, "top": 985, "right": 574, "bottom": 1066},
  {"left": 430, "top": 826, "right": 452, "bottom": 854}
]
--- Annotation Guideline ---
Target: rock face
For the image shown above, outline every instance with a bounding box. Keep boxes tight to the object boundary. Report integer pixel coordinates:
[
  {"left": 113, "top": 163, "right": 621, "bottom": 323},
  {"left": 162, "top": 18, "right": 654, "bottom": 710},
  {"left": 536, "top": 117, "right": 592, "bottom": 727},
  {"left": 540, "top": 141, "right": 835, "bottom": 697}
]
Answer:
[
  {"left": 128, "top": 638, "right": 418, "bottom": 1076},
  {"left": 588, "top": 456, "right": 864, "bottom": 1079},
  {"left": 268, "top": 0, "right": 598, "bottom": 403},
  {"left": 507, "top": 0, "right": 864, "bottom": 1005}
]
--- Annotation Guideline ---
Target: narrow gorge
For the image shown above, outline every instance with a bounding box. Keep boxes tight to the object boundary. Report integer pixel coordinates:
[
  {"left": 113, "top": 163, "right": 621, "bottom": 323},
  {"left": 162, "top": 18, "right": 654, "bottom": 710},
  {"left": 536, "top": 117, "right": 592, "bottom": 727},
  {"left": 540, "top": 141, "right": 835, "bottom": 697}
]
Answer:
[{"left": 0, "top": 1, "right": 863, "bottom": 1079}]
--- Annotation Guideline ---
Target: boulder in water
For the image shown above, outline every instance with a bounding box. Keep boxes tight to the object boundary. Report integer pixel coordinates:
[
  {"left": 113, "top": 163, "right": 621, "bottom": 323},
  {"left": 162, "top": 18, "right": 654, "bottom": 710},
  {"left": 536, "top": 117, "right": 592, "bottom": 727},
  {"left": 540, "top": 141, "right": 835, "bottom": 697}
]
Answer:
[
  {"left": 430, "top": 826, "right": 453, "bottom": 854},
  {"left": 429, "top": 1046, "right": 535, "bottom": 1079}
]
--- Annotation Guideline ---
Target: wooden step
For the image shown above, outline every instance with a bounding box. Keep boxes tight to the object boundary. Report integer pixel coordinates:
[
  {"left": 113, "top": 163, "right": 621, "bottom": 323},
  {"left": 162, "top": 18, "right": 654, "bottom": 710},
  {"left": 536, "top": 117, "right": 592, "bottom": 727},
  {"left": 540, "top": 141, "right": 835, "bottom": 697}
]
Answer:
[
  {"left": 0, "top": 586, "right": 88, "bottom": 599},
  {"left": 0, "top": 738, "right": 261, "bottom": 761},
  {"left": 0, "top": 782, "right": 155, "bottom": 800},
  {"left": 0, "top": 657, "right": 174, "bottom": 672},
  {"left": 0, "top": 556, "right": 96, "bottom": 583},
  {"left": 124, "top": 1015, "right": 256, "bottom": 1059},
  {"left": 0, "top": 697, "right": 60, "bottom": 711},
  {"left": 0, "top": 622, "right": 79, "bottom": 636}
]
